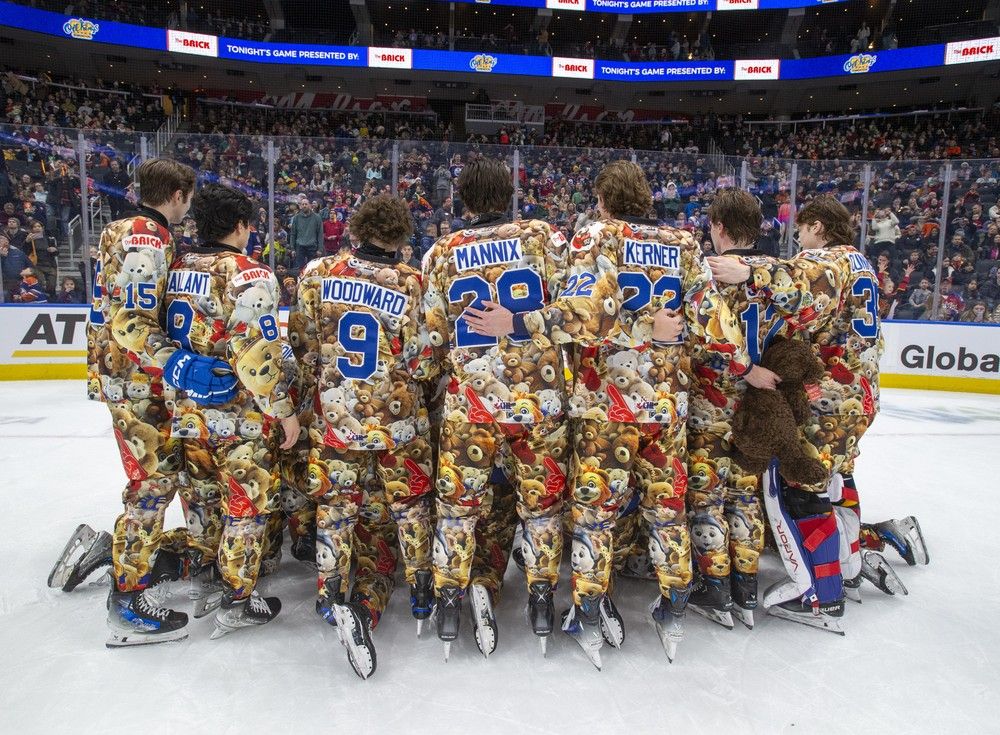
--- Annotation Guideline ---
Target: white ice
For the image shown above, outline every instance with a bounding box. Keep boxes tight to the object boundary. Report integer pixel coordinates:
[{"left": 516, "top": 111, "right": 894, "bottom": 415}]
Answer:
[{"left": 0, "top": 381, "right": 997, "bottom": 735}]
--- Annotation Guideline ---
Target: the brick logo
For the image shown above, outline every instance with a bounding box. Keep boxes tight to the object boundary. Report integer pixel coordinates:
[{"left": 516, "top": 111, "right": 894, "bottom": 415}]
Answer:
[
  {"left": 735, "top": 59, "right": 780, "bottom": 80},
  {"left": 553, "top": 57, "right": 594, "bottom": 79},
  {"left": 717, "top": 0, "right": 759, "bottom": 9},
  {"left": 546, "top": 0, "right": 585, "bottom": 10},
  {"left": 166, "top": 29, "right": 218, "bottom": 57},
  {"left": 945, "top": 37, "right": 1000, "bottom": 65},
  {"left": 368, "top": 47, "right": 413, "bottom": 69}
]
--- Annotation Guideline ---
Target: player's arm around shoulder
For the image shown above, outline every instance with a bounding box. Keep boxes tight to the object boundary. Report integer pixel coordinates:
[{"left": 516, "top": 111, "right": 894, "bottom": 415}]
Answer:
[{"left": 401, "top": 265, "right": 439, "bottom": 382}]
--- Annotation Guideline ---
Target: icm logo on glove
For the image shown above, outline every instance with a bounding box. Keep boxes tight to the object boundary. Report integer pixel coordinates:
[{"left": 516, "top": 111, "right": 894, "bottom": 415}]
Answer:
[
  {"left": 735, "top": 59, "right": 780, "bottom": 80},
  {"left": 167, "top": 30, "right": 218, "bottom": 57},
  {"left": 368, "top": 47, "right": 413, "bottom": 69},
  {"left": 62, "top": 19, "right": 100, "bottom": 40},
  {"left": 717, "top": 0, "right": 759, "bottom": 9},
  {"left": 945, "top": 37, "right": 1000, "bottom": 65},
  {"left": 553, "top": 57, "right": 594, "bottom": 79}
]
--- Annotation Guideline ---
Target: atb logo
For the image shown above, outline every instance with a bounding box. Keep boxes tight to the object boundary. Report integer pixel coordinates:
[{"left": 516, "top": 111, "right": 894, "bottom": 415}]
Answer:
[
  {"left": 62, "top": 18, "right": 99, "bottom": 40},
  {"left": 843, "top": 53, "right": 877, "bottom": 74},
  {"left": 470, "top": 54, "right": 498, "bottom": 73}
]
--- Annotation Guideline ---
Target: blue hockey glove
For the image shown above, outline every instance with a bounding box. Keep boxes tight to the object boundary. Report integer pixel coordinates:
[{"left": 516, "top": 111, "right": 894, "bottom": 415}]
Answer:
[{"left": 163, "top": 349, "right": 238, "bottom": 406}]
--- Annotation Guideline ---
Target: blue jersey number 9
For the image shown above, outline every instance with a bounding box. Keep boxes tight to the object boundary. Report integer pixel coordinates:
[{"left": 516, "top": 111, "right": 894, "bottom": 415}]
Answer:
[{"left": 338, "top": 311, "right": 381, "bottom": 381}]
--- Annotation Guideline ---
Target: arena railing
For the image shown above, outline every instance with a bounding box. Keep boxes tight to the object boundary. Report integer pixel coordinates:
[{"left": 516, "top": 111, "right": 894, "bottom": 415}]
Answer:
[{"left": 2, "top": 124, "right": 997, "bottom": 328}]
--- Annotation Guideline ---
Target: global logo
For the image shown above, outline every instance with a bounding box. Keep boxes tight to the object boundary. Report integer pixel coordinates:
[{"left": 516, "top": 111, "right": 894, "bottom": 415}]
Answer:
[
  {"left": 62, "top": 18, "right": 99, "bottom": 40},
  {"left": 470, "top": 54, "right": 498, "bottom": 73},
  {"left": 844, "top": 53, "right": 877, "bottom": 74}
]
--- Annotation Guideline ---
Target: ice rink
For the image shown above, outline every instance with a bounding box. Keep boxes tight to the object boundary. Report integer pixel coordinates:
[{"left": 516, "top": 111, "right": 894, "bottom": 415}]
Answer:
[{"left": 0, "top": 381, "right": 996, "bottom": 734}]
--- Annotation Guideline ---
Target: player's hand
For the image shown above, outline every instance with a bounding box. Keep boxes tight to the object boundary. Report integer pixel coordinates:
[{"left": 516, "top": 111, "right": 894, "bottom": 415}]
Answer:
[
  {"left": 278, "top": 414, "right": 300, "bottom": 450},
  {"left": 707, "top": 256, "right": 752, "bottom": 284},
  {"left": 465, "top": 300, "right": 515, "bottom": 337},
  {"left": 653, "top": 308, "right": 684, "bottom": 342},
  {"left": 744, "top": 365, "right": 781, "bottom": 390}
]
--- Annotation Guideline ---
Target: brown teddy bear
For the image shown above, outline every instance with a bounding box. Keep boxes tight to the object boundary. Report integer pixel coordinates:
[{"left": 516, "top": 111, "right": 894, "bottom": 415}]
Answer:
[{"left": 730, "top": 336, "right": 828, "bottom": 485}]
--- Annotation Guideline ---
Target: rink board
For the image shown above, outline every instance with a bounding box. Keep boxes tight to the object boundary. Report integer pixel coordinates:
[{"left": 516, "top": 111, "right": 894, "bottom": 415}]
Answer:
[{"left": 0, "top": 305, "right": 998, "bottom": 393}]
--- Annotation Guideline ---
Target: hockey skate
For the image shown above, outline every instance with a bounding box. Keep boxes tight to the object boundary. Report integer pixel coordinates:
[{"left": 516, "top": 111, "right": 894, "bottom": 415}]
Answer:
[
  {"left": 872, "top": 517, "right": 929, "bottom": 566},
  {"left": 106, "top": 584, "right": 189, "bottom": 648},
  {"left": 316, "top": 576, "right": 346, "bottom": 628},
  {"left": 60, "top": 528, "right": 113, "bottom": 592},
  {"left": 843, "top": 574, "right": 863, "bottom": 604},
  {"left": 688, "top": 575, "right": 735, "bottom": 630},
  {"left": 210, "top": 590, "right": 281, "bottom": 640},
  {"left": 512, "top": 546, "right": 526, "bottom": 572},
  {"left": 49, "top": 524, "right": 106, "bottom": 589},
  {"left": 527, "top": 581, "right": 554, "bottom": 655},
  {"left": 730, "top": 572, "right": 757, "bottom": 630},
  {"left": 332, "top": 602, "right": 378, "bottom": 679},
  {"left": 763, "top": 579, "right": 845, "bottom": 635},
  {"left": 469, "top": 583, "right": 498, "bottom": 658},
  {"left": 861, "top": 551, "right": 908, "bottom": 596},
  {"left": 561, "top": 594, "right": 604, "bottom": 670},
  {"left": 410, "top": 569, "right": 434, "bottom": 637},
  {"left": 650, "top": 588, "right": 689, "bottom": 663},
  {"left": 599, "top": 594, "right": 625, "bottom": 649},
  {"left": 189, "top": 563, "right": 224, "bottom": 619},
  {"left": 436, "top": 586, "right": 462, "bottom": 662}
]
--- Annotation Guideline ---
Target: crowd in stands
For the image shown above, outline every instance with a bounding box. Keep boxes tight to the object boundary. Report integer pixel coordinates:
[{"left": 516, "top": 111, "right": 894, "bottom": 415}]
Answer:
[{"left": 2, "top": 67, "right": 999, "bottom": 322}]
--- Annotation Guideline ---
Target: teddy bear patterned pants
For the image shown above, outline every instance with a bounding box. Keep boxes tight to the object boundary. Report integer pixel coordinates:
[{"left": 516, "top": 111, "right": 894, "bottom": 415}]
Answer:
[
  {"left": 434, "top": 418, "right": 567, "bottom": 594},
  {"left": 687, "top": 429, "right": 767, "bottom": 581},
  {"left": 310, "top": 437, "right": 435, "bottom": 605},
  {"left": 109, "top": 399, "right": 221, "bottom": 592},
  {"left": 569, "top": 419, "right": 692, "bottom": 607}
]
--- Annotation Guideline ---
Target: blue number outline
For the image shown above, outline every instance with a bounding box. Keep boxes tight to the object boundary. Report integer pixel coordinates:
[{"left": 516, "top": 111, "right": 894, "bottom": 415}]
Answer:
[
  {"left": 851, "top": 275, "right": 879, "bottom": 338},
  {"left": 739, "top": 301, "right": 783, "bottom": 364},
  {"left": 337, "top": 311, "right": 381, "bottom": 381},
  {"left": 258, "top": 314, "right": 279, "bottom": 342},
  {"left": 166, "top": 300, "right": 195, "bottom": 350}
]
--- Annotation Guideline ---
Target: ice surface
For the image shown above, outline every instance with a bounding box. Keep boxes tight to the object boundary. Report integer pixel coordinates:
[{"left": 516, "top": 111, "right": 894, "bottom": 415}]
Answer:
[{"left": 0, "top": 382, "right": 997, "bottom": 734}]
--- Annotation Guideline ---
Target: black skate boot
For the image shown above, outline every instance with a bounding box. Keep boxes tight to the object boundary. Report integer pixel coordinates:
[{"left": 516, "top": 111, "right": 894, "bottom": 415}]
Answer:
[
  {"left": 188, "top": 562, "right": 224, "bottom": 619},
  {"left": 872, "top": 517, "right": 929, "bottom": 566},
  {"left": 332, "top": 600, "right": 378, "bottom": 679},
  {"left": 61, "top": 529, "right": 113, "bottom": 592},
  {"left": 861, "top": 551, "right": 908, "bottom": 596},
  {"left": 436, "top": 586, "right": 463, "bottom": 661},
  {"left": 730, "top": 572, "right": 758, "bottom": 629},
  {"left": 106, "top": 582, "right": 189, "bottom": 648},
  {"left": 317, "top": 575, "right": 346, "bottom": 628},
  {"left": 650, "top": 587, "right": 690, "bottom": 663},
  {"left": 291, "top": 530, "right": 317, "bottom": 568},
  {"left": 410, "top": 569, "right": 434, "bottom": 636},
  {"left": 764, "top": 578, "right": 846, "bottom": 635},
  {"left": 688, "top": 575, "right": 735, "bottom": 630},
  {"left": 527, "top": 581, "right": 554, "bottom": 655},
  {"left": 599, "top": 594, "right": 625, "bottom": 649},
  {"left": 469, "top": 583, "right": 498, "bottom": 659},
  {"left": 562, "top": 594, "right": 604, "bottom": 670},
  {"left": 512, "top": 546, "right": 526, "bottom": 572},
  {"left": 210, "top": 590, "right": 281, "bottom": 639}
]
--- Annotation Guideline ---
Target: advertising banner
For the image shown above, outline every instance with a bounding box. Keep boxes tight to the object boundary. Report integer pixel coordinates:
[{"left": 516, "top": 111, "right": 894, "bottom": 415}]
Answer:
[
  {"left": 879, "top": 321, "right": 1000, "bottom": 394},
  {"left": 443, "top": 0, "right": 838, "bottom": 12},
  {"left": 595, "top": 60, "right": 733, "bottom": 81},
  {"left": 0, "top": 305, "right": 89, "bottom": 380},
  {"left": 219, "top": 38, "right": 365, "bottom": 66}
]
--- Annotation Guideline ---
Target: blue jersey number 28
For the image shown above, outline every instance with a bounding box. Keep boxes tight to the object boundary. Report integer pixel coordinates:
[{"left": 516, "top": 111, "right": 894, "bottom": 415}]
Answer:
[{"left": 449, "top": 267, "right": 544, "bottom": 348}]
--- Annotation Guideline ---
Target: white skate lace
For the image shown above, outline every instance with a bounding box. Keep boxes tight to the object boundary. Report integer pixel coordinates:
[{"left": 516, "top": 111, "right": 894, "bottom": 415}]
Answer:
[
  {"left": 145, "top": 582, "right": 171, "bottom": 608},
  {"left": 137, "top": 589, "right": 173, "bottom": 619},
  {"left": 248, "top": 593, "right": 269, "bottom": 616}
]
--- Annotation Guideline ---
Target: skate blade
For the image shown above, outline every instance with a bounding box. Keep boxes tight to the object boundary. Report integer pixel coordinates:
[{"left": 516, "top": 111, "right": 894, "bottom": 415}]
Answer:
[
  {"left": 732, "top": 606, "right": 754, "bottom": 630},
  {"left": 48, "top": 524, "right": 97, "bottom": 588},
  {"left": 767, "top": 606, "right": 846, "bottom": 636},
  {"left": 539, "top": 635, "right": 548, "bottom": 657},
  {"left": 903, "top": 516, "right": 929, "bottom": 565},
  {"left": 332, "top": 604, "right": 377, "bottom": 680},
  {"left": 563, "top": 625, "right": 603, "bottom": 670},
  {"left": 689, "top": 603, "right": 735, "bottom": 630},
  {"left": 416, "top": 618, "right": 424, "bottom": 637},
  {"left": 654, "top": 625, "right": 681, "bottom": 663},
  {"left": 845, "top": 586, "right": 863, "bottom": 604},
  {"left": 107, "top": 627, "right": 188, "bottom": 648},
  {"left": 192, "top": 592, "right": 224, "bottom": 619},
  {"left": 470, "top": 584, "right": 497, "bottom": 659},
  {"left": 599, "top": 607, "right": 625, "bottom": 649},
  {"left": 443, "top": 641, "right": 451, "bottom": 662},
  {"left": 862, "top": 552, "right": 909, "bottom": 596}
]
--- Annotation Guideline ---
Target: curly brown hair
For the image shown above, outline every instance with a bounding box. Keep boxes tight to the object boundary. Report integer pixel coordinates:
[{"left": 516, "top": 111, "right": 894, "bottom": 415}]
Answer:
[
  {"left": 594, "top": 160, "right": 653, "bottom": 219},
  {"left": 457, "top": 158, "right": 514, "bottom": 215},
  {"left": 797, "top": 195, "right": 855, "bottom": 247},
  {"left": 708, "top": 188, "right": 761, "bottom": 248},
  {"left": 348, "top": 194, "right": 414, "bottom": 247}
]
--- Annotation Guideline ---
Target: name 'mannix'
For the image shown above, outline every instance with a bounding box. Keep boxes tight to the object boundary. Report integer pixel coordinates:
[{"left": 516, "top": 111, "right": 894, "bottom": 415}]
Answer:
[
  {"left": 321, "top": 277, "right": 409, "bottom": 316},
  {"left": 454, "top": 238, "right": 522, "bottom": 273}
]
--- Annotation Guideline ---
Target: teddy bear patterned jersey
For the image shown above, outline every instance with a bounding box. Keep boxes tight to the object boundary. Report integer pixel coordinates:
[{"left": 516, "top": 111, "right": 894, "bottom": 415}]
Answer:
[
  {"left": 421, "top": 217, "right": 569, "bottom": 426},
  {"left": 87, "top": 210, "right": 179, "bottom": 403},
  {"left": 292, "top": 251, "right": 437, "bottom": 451},
  {"left": 521, "top": 218, "right": 752, "bottom": 424},
  {"left": 165, "top": 246, "right": 297, "bottom": 423},
  {"left": 745, "top": 246, "right": 884, "bottom": 416}
]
